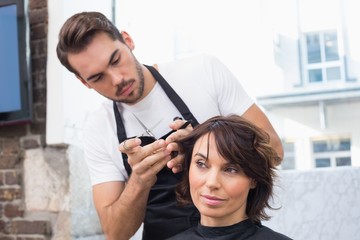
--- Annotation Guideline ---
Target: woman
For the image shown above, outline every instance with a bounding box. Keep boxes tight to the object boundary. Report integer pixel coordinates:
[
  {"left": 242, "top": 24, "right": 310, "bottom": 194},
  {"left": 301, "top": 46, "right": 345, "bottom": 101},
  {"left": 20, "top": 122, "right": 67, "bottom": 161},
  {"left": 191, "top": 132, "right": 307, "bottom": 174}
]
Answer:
[{"left": 167, "top": 115, "right": 292, "bottom": 239}]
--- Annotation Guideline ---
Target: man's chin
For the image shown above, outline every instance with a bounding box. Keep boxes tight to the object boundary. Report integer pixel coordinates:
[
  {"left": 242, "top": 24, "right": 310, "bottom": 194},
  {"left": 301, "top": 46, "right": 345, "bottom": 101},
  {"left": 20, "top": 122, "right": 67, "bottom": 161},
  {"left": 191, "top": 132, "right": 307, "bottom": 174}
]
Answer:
[{"left": 112, "top": 95, "right": 141, "bottom": 104}]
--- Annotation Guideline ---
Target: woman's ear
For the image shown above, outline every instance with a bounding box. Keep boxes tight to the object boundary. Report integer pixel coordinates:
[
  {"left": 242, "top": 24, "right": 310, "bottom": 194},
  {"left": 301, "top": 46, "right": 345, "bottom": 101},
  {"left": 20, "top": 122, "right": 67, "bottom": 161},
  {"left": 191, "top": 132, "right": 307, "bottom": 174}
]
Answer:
[
  {"left": 250, "top": 179, "right": 257, "bottom": 189},
  {"left": 121, "top": 31, "right": 135, "bottom": 50}
]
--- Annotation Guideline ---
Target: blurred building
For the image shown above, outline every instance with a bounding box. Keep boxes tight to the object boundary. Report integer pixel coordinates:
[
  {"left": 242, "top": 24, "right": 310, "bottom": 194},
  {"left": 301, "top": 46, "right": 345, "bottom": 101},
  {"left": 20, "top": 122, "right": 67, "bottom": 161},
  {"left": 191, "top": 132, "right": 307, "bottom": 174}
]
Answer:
[{"left": 256, "top": 0, "right": 360, "bottom": 170}]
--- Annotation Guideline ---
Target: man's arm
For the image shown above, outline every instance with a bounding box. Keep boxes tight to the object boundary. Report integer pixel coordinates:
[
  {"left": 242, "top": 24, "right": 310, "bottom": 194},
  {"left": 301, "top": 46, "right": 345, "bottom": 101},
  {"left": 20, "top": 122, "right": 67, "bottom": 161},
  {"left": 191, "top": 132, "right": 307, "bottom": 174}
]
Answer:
[
  {"left": 93, "top": 180, "right": 147, "bottom": 240},
  {"left": 242, "top": 104, "right": 284, "bottom": 165},
  {"left": 93, "top": 139, "right": 171, "bottom": 240}
]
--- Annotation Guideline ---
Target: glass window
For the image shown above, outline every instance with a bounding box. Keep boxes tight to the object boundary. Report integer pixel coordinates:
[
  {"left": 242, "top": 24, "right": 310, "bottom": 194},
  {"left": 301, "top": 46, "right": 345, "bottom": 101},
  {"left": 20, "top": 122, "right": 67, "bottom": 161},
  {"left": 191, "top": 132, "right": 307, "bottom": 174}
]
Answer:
[
  {"left": 313, "top": 140, "right": 328, "bottom": 152},
  {"left": 336, "top": 157, "right": 351, "bottom": 167},
  {"left": 309, "top": 69, "right": 323, "bottom": 83},
  {"left": 306, "top": 33, "right": 321, "bottom": 64},
  {"left": 324, "top": 32, "right": 339, "bottom": 61},
  {"left": 313, "top": 139, "right": 351, "bottom": 152},
  {"left": 281, "top": 140, "right": 295, "bottom": 170},
  {"left": 303, "top": 30, "right": 343, "bottom": 84},
  {"left": 312, "top": 138, "right": 351, "bottom": 168},
  {"left": 339, "top": 139, "right": 351, "bottom": 151},
  {"left": 315, "top": 158, "right": 331, "bottom": 168},
  {"left": 326, "top": 67, "right": 341, "bottom": 81}
]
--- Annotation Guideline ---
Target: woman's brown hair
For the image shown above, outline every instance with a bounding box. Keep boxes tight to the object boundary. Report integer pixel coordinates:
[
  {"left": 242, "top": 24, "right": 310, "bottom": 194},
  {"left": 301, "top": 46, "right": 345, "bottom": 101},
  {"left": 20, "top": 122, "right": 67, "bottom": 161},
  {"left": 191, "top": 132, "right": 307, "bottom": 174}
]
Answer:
[{"left": 176, "top": 114, "right": 280, "bottom": 223}]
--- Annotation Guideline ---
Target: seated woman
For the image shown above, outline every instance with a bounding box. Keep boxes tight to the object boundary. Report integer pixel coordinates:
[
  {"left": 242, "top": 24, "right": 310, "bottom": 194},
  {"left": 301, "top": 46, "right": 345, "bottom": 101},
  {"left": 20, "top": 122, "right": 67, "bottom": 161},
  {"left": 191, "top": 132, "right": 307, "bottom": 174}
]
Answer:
[{"left": 167, "top": 115, "right": 292, "bottom": 240}]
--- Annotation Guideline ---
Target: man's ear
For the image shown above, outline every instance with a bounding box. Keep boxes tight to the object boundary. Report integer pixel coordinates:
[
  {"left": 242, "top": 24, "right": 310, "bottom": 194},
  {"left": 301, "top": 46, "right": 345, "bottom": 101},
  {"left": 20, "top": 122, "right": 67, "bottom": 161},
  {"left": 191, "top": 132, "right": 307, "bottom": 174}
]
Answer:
[
  {"left": 121, "top": 31, "right": 135, "bottom": 50},
  {"left": 76, "top": 75, "right": 92, "bottom": 89}
]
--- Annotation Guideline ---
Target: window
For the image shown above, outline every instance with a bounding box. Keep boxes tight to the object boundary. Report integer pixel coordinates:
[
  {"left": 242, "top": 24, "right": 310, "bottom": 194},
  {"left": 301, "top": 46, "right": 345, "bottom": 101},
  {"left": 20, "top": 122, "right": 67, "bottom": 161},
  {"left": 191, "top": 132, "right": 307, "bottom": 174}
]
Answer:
[
  {"left": 281, "top": 140, "right": 295, "bottom": 170},
  {"left": 303, "top": 30, "right": 344, "bottom": 84},
  {"left": 312, "top": 138, "right": 351, "bottom": 168},
  {"left": 0, "top": 0, "right": 32, "bottom": 126}
]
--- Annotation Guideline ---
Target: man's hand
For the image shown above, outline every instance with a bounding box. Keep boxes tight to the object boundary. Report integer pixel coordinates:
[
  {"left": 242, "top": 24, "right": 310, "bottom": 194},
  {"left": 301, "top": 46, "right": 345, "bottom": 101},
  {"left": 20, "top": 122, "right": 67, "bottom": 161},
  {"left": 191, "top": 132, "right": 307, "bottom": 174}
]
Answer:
[
  {"left": 164, "top": 118, "right": 193, "bottom": 173},
  {"left": 119, "top": 138, "right": 171, "bottom": 187}
]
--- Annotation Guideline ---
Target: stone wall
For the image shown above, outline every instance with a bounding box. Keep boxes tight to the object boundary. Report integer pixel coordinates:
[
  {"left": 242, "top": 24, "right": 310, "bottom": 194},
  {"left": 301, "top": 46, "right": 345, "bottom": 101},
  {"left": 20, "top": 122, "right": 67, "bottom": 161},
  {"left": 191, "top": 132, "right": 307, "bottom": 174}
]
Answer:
[
  {"left": 265, "top": 167, "right": 360, "bottom": 240},
  {"left": 0, "top": 0, "right": 69, "bottom": 239}
]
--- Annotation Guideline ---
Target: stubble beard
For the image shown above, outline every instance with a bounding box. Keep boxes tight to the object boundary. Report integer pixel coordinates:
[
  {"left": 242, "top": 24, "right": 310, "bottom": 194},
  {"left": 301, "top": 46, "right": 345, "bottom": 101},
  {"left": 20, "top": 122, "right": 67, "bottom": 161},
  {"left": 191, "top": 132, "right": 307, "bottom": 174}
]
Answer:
[{"left": 113, "top": 57, "right": 145, "bottom": 104}]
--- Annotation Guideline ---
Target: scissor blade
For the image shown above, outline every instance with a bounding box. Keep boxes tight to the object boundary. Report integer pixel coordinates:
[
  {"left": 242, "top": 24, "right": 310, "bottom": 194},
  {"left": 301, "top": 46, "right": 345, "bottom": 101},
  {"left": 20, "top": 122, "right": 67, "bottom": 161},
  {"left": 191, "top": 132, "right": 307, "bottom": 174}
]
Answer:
[{"left": 132, "top": 114, "right": 155, "bottom": 137}]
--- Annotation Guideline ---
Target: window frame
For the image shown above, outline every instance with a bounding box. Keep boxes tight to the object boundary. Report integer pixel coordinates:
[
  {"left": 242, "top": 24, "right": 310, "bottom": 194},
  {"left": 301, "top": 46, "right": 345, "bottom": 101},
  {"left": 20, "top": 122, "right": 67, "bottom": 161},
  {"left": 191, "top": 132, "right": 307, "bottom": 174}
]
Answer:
[
  {"left": 301, "top": 29, "right": 346, "bottom": 85},
  {"left": 311, "top": 137, "right": 352, "bottom": 168}
]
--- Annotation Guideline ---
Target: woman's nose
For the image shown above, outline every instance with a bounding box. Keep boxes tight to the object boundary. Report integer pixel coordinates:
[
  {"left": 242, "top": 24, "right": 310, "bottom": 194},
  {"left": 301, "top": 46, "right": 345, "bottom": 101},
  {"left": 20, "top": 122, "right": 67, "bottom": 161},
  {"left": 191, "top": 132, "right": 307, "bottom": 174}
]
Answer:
[{"left": 205, "top": 170, "right": 221, "bottom": 189}]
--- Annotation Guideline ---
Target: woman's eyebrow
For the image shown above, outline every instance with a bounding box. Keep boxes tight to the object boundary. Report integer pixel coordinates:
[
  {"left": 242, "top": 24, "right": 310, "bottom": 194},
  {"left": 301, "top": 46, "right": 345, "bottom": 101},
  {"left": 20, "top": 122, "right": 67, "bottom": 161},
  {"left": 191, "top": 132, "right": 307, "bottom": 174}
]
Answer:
[{"left": 194, "top": 152, "right": 207, "bottom": 159}]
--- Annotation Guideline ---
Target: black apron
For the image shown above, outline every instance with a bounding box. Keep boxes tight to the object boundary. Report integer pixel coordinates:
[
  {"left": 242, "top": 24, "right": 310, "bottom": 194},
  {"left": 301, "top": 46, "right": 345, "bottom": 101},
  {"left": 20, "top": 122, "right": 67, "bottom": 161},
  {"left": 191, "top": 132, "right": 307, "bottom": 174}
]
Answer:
[{"left": 113, "top": 65, "right": 200, "bottom": 240}]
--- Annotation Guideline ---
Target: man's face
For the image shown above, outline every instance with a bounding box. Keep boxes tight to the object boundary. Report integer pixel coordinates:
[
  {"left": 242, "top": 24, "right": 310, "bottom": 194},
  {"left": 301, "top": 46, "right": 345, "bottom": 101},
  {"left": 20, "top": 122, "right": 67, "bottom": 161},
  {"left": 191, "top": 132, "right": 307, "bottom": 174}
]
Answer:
[{"left": 68, "top": 32, "right": 145, "bottom": 104}]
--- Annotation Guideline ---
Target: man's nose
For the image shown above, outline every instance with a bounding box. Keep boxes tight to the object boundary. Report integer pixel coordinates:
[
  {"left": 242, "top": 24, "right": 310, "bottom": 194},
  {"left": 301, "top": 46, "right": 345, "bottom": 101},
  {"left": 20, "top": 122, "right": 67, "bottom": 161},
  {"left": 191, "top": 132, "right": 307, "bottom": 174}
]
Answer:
[{"left": 109, "top": 70, "right": 123, "bottom": 86}]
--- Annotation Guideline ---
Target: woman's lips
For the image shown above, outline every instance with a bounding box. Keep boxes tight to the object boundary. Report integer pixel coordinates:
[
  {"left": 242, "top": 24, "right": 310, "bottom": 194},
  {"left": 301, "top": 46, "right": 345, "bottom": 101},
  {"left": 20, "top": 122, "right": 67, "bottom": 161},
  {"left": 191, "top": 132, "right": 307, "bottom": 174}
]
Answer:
[{"left": 201, "top": 194, "right": 225, "bottom": 206}]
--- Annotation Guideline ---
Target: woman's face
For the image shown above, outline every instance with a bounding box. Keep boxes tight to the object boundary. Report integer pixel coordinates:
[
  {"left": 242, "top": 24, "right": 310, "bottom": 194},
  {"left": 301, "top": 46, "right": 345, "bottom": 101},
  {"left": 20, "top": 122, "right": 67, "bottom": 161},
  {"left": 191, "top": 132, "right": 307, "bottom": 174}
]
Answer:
[{"left": 189, "top": 133, "right": 256, "bottom": 227}]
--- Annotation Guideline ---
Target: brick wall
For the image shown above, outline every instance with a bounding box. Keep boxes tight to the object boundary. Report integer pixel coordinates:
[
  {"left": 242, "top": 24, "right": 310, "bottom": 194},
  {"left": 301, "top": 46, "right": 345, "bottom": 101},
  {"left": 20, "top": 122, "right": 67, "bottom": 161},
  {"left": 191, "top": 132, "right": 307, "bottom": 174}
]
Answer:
[{"left": 0, "top": 0, "right": 52, "bottom": 239}]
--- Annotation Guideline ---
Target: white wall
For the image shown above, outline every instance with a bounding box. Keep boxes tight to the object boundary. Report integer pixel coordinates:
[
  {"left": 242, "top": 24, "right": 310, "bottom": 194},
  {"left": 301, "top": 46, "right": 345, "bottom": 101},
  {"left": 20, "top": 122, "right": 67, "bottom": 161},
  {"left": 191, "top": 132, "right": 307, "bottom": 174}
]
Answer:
[
  {"left": 46, "top": 0, "right": 112, "bottom": 238},
  {"left": 115, "top": 0, "right": 283, "bottom": 98},
  {"left": 47, "top": 0, "right": 112, "bottom": 146}
]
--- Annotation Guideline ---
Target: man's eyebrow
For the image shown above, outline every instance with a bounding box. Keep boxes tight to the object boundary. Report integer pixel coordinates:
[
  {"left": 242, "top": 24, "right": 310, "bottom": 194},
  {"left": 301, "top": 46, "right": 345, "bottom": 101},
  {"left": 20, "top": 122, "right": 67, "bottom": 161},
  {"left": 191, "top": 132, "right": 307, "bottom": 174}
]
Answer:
[{"left": 86, "top": 49, "right": 120, "bottom": 81}]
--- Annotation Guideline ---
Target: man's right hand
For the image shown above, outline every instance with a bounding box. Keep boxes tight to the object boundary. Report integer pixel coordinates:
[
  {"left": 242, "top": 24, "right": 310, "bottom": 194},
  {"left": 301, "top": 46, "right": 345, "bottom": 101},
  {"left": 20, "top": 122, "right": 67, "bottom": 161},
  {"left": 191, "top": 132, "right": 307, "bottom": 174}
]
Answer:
[
  {"left": 119, "top": 138, "right": 171, "bottom": 187},
  {"left": 92, "top": 139, "right": 172, "bottom": 239}
]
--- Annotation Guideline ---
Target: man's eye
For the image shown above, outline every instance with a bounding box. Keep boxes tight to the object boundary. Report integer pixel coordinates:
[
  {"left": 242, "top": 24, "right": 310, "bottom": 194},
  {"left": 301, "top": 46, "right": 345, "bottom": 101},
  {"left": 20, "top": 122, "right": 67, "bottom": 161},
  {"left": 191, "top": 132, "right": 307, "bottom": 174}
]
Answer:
[
  {"left": 93, "top": 75, "right": 103, "bottom": 82},
  {"left": 112, "top": 57, "right": 120, "bottom": 65}
]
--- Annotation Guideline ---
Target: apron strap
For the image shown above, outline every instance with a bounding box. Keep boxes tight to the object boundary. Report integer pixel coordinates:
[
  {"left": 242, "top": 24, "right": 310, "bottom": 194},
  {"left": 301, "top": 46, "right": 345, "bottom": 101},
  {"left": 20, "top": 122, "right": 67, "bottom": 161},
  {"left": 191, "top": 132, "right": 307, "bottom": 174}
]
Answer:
[
  {"left": 113, "top": 101, "right": 133, "bottom": 175},
  {"left": 145, "top": 65, "right": 199, "bottom": 126}
]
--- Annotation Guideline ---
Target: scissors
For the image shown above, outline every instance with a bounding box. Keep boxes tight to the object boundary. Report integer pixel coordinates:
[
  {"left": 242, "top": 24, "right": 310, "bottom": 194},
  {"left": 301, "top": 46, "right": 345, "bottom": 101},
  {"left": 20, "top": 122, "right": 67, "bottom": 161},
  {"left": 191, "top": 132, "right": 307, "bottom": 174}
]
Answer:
[
  {"left": 132, "top": 113, "right": 156, "bottom": 138},
  {"left": 131, "top": 114, "right": 191, "bottom": 147}
]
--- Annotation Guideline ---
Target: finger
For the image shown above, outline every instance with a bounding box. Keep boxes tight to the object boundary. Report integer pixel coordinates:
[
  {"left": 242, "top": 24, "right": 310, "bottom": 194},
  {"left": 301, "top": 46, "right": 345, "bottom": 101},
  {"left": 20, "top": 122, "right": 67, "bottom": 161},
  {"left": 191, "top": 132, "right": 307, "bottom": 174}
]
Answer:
[
  {"left": 168, "top": 119, "right": 187, "bottom": 131},
  {"left": 166, "top": 152, "right": 185, "bottom": 172},
  {"left": 170, "top": 163, "right": 183, "bottom": 174},
  {"left": 127, "top": 139, "right": 169, "bottom": 168},
  {"left": 150, "top": 155, "right": 171, "bottom": 174},
  {"left": 165, "top": 125, "right": 192, "bottom": 143},
  {"left": 119, "top": 138, "right": 141, "bottom": 153},
  {"left": 141, "top": 139, "right": 168, "bottom": 157},
  {"left": 123, "top": 140, "right": 131, "bottom": 151},
  {"left": 133, "top": 149, "right": 170, "bottom": 175},
  {"left": 165, "top": 141, "right": 178, "bottom": 153},
  {"left": 130, "top": 154, "right": 170, "bottom": 187}
]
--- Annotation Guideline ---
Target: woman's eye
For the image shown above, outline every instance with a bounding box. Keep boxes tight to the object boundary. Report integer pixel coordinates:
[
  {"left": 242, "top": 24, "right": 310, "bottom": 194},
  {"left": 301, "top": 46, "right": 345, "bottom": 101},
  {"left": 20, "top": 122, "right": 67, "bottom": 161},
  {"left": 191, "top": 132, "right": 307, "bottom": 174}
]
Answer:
[
  {"left": 225, "top": 166, "right": 239, "bottom": 173},
  {"left": 195, "top": 160, "right": 207, "bottom": 168}
]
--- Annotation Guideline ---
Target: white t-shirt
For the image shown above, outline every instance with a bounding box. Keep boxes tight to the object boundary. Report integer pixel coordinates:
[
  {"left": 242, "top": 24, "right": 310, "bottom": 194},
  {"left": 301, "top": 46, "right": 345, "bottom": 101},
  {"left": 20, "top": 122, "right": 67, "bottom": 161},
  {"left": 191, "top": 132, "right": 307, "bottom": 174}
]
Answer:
[{"left": 83, "top": 54, "right": 254, "bottom": 186}]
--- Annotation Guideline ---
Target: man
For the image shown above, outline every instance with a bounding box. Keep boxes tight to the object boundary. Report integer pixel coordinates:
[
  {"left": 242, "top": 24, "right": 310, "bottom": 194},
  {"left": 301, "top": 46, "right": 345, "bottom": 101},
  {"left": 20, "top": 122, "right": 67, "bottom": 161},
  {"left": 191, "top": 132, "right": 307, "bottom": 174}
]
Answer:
[{"left": 57, "top": 11, "right": 283, "bottom": 240}]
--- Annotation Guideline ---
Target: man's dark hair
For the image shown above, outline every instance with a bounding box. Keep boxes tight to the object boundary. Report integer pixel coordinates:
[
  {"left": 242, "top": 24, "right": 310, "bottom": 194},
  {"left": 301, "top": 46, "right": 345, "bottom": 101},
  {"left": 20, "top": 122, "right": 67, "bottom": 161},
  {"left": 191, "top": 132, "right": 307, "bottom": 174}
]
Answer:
[{"left": 56, "top": 11, "right": 124, "bottom": 75}]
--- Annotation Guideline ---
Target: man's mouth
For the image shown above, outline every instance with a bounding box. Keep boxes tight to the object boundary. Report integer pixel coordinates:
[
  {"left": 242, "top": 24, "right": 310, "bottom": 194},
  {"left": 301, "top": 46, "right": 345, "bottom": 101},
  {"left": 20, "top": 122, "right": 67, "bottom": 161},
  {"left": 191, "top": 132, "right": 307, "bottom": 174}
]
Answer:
[{"left": 117, "top": 81, "right": 133, "bottom": 97}]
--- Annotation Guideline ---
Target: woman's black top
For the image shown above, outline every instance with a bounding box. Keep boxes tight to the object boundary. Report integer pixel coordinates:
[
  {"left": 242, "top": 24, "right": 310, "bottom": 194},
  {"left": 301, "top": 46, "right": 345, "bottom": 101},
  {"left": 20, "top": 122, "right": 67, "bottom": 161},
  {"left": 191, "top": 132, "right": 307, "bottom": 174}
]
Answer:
[{"left": 167, "top": 219, "right": 293, "bottom": 240}]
